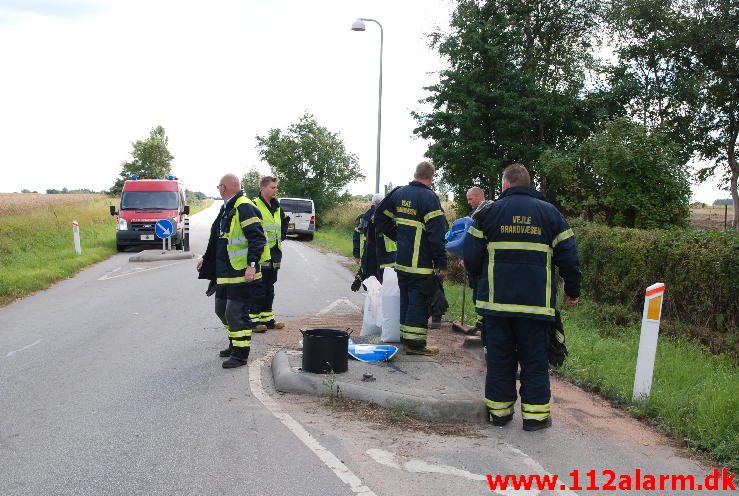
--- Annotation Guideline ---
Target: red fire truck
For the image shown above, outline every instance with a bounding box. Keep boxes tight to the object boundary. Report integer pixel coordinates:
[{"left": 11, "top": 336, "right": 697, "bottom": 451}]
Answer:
[{"left": 110, "top": 177, "right": 190, "bottom": 252}]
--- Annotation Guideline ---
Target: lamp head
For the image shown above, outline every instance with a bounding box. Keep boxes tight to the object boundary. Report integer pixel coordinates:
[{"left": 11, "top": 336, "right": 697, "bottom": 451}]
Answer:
[{"left": 351, "top": 19, "right": 366, "bottom": 31}]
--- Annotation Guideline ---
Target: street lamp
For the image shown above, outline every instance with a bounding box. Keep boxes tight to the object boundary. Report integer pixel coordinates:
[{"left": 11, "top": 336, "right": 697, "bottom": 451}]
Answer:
[{"left": 351, "top": 17, "right": 383, "bottom": 194}]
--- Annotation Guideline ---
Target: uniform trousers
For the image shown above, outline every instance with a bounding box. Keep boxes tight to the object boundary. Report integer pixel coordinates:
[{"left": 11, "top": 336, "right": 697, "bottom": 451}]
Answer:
[
  {"left": 483, "top": 316, "right": 551, "bottom": 422},
  {"left": 397, "top": 272, "right": 433, "bottom": 349},
  {"left": 256, "top": 266, "right": 279, "bottom": 324},
  {"left": 215, "top": 281, "right": 264, "bottom": 359}
]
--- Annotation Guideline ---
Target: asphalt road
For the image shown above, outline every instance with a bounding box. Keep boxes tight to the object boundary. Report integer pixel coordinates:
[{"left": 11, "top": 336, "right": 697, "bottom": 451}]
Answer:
[
  {"left": 0, "top": 201, "right": 361, "bottom": 496},
  {"left": 0, "top": 201, "right": 724, "bottom": 496}
]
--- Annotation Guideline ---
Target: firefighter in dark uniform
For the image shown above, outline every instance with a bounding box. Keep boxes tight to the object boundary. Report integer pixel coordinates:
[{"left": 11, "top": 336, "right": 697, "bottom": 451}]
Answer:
[
  {"left": 352, "top": 193, "right": 397, "bottom": 283},
  {"left": 463, "top": 164, "right": 581, "bottom": 430},
  {"left": 375, "top": 161, "right": 449, "bottom": 356},
  {"left": 251, "top": 176, "right": 289, "bottom": 332},
  {"left": 197, "top": 173, "right": 268, "bottom": 368}
]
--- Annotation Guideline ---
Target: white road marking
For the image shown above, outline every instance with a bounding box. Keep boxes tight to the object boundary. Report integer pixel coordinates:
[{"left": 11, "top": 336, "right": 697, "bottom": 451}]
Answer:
[
  {"left": 318, "top": 298, "right": 361, "bottom": 314},
  {"left": 367, "top": 446, "right": 580, "bottom": 496},
  {"left": 504, "top": 444, "right": 579, "bottom": 496},
  {"left": 249, "top": 352, "right": 377, "bottom": 496},
  {"left": 97, "top": 260, "right": 190, "bottom": 280},
  {"left": 3, "top": 339, "right": 42, "bottom": 359}
]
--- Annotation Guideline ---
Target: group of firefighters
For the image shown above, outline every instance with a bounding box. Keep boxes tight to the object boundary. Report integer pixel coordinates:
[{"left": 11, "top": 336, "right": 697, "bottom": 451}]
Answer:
[{"left": 197, "top": 161, "right": 581, "bottom": 431}]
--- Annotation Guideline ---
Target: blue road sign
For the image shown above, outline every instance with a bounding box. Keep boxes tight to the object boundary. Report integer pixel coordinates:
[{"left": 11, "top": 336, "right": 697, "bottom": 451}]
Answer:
[{"left": 155, "top": 219, "right": 175, "bottom": 239}]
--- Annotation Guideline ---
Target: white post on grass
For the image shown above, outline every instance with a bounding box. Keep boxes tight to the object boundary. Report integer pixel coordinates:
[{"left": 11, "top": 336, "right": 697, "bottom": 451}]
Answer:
[
  {"left": 72, "top": 221, "right": 81, "bottom": 255},
  {"left": 632, "top": 282, "right": 665, "bottom": 402}
]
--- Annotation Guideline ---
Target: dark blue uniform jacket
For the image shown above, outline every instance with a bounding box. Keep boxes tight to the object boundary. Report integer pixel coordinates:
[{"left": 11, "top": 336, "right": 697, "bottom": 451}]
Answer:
[
  {"left": 463, "top": 186, "right": 581, "bottom": 321},
  {"left": 374, "top": 181, "right": 448, "bottom": 277}
]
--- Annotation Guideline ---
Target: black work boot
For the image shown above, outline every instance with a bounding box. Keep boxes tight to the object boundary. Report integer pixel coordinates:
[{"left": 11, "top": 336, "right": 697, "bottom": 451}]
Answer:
[
  {"left": 522, "top": 416, "right": 552, "bottom": 431},
  {"left": 490, "top": 414, "right": 513, "bottom": 426},
  {"left": 219, "top": 339, "right": 232, "bottom": 358},
  {"left": 222, "top": 356, "right": 248, "bottom": 368},
  {"left": 222, "top": 348, "right": 249, "bottom": 368},
  {"left": 429, "top": 315, "right": 442, "bottom": 329}
]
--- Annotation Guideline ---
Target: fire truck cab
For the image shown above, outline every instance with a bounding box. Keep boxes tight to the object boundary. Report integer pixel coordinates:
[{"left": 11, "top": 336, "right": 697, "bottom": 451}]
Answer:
[{"left": 110, "top": 177, "right": 190, "bottom": 252}]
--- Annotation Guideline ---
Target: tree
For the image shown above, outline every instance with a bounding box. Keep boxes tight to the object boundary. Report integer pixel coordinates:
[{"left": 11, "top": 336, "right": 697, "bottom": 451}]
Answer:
[
  {"left": 713, "top": 198, "right": 734, "bottom": 206},
  {"left": 607, "top": 0, "right": 739, "bottom": 229},
  {"left": 540, "top": 118, "right": 691, "bottom": 228},
  {"left": 241, "top": 168, "right": 262, "bottom": 199},
  {"left": 413, "top": 0, "right": 608, "bottom": 211},
  {"left": 255, "top": 113, "right": 364, "bottom": 216},
  {"left": 110, "top": 125, "right": 174, "bottom": 194},
  {"left": 685, "top": 0, "right": 739, "bottom": 230}
]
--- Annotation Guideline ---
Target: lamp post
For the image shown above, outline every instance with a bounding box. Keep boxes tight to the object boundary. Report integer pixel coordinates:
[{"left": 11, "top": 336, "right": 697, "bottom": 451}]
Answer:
[{"left": 351, "top": 18, "right": 383, "bottom": 194}]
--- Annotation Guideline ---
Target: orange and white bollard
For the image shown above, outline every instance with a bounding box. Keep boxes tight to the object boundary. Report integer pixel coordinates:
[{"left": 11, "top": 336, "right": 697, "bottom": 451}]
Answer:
[
  {"left": 72, "top": 220, "right": 81, "bottom": 255},
  {"left": 632, "top": 282, "right": 665, "bottom": 402}
]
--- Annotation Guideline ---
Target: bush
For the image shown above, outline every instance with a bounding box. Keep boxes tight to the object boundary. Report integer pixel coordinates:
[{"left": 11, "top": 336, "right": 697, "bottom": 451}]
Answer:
[
  {"left": 322, "top": 202, "right": 370, "bottom": 231},
  {"left": 572, "top": 220, "right": 739, "bottom": 357}
]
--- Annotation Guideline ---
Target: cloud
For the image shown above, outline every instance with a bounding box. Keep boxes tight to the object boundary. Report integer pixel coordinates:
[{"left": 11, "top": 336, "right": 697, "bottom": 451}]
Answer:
[{"left": 0, "top": 0, "right": 99, "bottom": 23}]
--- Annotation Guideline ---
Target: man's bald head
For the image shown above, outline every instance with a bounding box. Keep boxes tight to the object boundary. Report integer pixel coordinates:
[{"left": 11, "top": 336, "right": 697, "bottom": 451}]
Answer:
[
  {"left": 219, "top": 173, "right": 242, "bottom": 200},
  {"left": 466, "top": 187, "right": 485, "bottom": 209}
]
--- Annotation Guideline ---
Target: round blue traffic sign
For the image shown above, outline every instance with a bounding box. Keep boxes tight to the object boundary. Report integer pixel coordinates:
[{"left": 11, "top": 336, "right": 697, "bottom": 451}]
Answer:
[{"left": 155, "top": 219, "right": 175, "bottom": 239}]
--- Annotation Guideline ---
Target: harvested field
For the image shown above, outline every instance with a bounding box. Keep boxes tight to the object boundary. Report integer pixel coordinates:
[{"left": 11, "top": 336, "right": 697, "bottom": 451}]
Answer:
[
  {"left": 0, "top": 193, "right": 109, "bottom": 216},
  {"left": 690, "top": 205, "right": 735, "bottom": 230}
]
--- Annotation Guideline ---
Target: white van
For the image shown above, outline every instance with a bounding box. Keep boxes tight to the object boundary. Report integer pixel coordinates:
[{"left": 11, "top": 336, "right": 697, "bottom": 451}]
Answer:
[{"left": 279, "top": 197, "right": 315, "bottom": 240}]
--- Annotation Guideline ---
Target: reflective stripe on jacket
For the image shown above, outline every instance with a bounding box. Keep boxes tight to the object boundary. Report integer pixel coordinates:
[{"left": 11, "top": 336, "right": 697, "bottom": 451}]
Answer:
[
  {"left": 254, "top": 196, "right": 283, "bottom": 253},
  {"left": 463, "top": 186, "right": 581, "bottom": 321},
  {"left": 215, "top": 193, "right": 268, "bottom": 285},
  {"left": 353, "top": 206, "right": 398, "bottom": 273},
  {"left": 374, "top": 181, "right": 448, "bottom": 277}
]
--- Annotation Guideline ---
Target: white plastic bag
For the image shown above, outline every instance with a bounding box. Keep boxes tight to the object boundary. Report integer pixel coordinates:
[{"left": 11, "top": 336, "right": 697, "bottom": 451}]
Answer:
[
  {"left": 380, "top": 268, "right": 401, "bottom": 342},
  {"left": 360, "top": 276, "right": 383, "bottom": 336}
]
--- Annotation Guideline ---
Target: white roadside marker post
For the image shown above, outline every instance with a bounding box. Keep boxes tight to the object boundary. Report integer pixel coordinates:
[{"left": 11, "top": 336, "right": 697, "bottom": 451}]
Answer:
[
  {"left": 632, "top": 282, "right": 666, "bottom": 403},
  {"left": 72, "top": 221, "right": 81, "bottom": 255}
]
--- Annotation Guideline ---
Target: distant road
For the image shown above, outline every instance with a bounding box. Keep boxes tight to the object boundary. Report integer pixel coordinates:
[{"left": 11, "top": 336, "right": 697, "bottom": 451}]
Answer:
[{"left": 0, "top": 201, "right": 360, "bottom": 496}]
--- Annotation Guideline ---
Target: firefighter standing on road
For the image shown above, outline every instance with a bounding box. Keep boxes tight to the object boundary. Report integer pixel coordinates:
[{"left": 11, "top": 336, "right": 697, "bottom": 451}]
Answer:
[
  {"left": 463, "top": 164, "right": 581, "bottom": 430},
  {"left": 375, "top": 161, "right": 449, "bottom": 356},
  {"left": 197, "top": 173, "right": 268, "bottom": 368},
  {"left": 251, "top": 176, "right": 289, "bottom": 332},
  {"left": 352, "top": 193, "right": 397, "bottom": 284}
]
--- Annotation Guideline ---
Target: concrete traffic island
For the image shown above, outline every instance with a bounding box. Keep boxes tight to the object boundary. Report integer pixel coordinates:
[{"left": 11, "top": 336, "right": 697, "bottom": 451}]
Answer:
[
  {"left": 128, "top": 250, "right": 197, "bottom": 262},
  {"left": 271, "top": 349, "right": 489, "bottom": 424}
]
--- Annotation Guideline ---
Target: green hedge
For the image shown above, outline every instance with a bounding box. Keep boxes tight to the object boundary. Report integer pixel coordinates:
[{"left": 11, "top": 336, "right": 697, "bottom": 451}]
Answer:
[{"left": 572, "top": 220, "right": 739, "bottom": 357}]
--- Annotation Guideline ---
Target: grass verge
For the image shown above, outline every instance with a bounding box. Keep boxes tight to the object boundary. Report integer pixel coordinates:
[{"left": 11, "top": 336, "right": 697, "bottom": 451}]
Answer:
[
  {"left": 0, "top": 196, "right": 213, "bottom": 308},
  {"left": 310, "top": 222, "right": 739, "bottom": 472},
  {"left": 0, "top": 196, "right": 118, "bottom": 306},
  {"left": 559, "top": 301, "right": 738, "bottom": 472}
]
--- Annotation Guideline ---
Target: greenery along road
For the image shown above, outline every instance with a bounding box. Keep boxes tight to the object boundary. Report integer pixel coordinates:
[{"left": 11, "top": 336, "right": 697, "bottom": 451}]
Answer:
[
  {"left": 312, "top": 206, "right": 738, "bottom": 474},
  {"left": 412, "top": 0, "right": 737, "bottom": 229},
  {"left": 0, "top": 194, "right": 211, "bottom": 308}
]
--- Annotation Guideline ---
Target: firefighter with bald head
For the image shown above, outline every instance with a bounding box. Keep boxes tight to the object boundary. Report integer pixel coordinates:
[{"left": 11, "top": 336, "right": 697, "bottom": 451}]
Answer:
[{"left": 197, "top": 173, "right": 268, "bottom": 368}]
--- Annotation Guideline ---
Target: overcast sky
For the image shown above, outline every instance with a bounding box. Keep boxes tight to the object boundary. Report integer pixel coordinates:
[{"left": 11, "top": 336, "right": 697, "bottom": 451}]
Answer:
[{"left": 0, "top": 0, "right": 727, "bottom": 203}]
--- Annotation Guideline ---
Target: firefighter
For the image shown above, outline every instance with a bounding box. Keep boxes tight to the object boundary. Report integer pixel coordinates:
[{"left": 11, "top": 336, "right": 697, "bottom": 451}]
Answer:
[
  {"left": 352, "top": 193, "right": 397, "bottom": 283},
  {"left": 463, "top": 163, "right": 581, "bottom": 430},
  {"left": 206, "top": 173, "right": 268, "bottom": 368},
  {"left": 251, "top": 176, "right": 289, "bottom": 332},
  {"left": 375, "top": 161, "right": 449, "bottom": 356}
]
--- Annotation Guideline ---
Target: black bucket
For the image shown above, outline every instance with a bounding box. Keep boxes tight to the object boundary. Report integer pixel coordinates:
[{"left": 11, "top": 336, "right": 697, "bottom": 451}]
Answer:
[{"left": 301, "top": 328, "right": 351, "bottom": 374}]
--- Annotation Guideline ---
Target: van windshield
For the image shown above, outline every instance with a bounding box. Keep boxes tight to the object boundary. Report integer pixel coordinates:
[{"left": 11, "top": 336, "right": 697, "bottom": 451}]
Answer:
[
  {"left": 121, "top": 191, "right": 179, "bottom": 210},
  {"left": 280, "top": 199, "right": 312, "bottom": 213}
]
